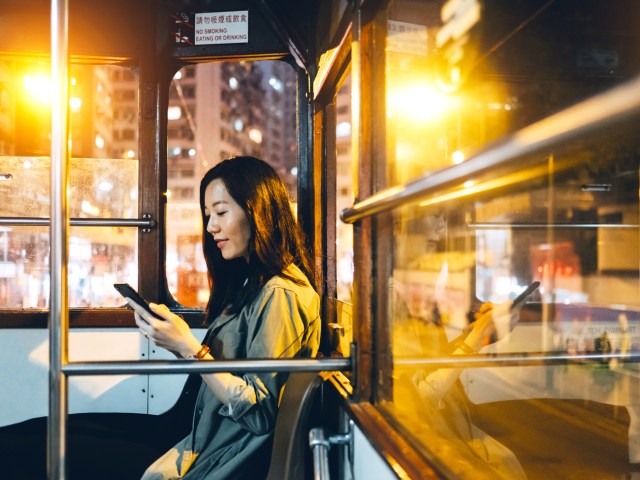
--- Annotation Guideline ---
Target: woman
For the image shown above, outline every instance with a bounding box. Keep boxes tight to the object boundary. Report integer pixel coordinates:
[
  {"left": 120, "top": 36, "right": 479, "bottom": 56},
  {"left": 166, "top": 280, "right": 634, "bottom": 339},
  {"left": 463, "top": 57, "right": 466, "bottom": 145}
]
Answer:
[{"left": 127, "top": 156, "right": 321, "bottom": 479}]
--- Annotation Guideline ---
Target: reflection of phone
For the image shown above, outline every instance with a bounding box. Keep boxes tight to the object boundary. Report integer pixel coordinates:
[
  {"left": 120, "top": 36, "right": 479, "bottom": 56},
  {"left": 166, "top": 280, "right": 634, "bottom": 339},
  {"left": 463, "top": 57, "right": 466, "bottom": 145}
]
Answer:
[
  {"left": 113, "top": 283, "right": 163, "bottom": 320},
  {"left": 510, "top": 281, "right": 540, "bottom": 311}
]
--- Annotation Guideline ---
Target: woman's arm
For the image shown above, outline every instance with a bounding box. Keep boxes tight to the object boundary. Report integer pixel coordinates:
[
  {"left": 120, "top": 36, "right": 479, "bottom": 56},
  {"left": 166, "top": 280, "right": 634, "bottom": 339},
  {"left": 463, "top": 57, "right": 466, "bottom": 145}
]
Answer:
[
  {"left": 129, "top": 299, "right": 241, "bottom": 406},
  {"left": 413, "top": 301, "right": 516, "bottom": 404},
  {"left": 128, "top": 286, "right": 319, "bottom": 434}
]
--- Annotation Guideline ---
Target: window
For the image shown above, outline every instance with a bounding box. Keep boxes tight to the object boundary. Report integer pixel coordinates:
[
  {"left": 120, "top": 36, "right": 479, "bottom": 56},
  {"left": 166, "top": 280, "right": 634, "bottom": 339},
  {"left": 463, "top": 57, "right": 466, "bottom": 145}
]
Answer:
[
  {"left": 378, "top": 1, "right": 640, "bottom": 478},
  {"left": 0, "top": 64, "right": 139, "bottom": 308},
  {"left": 121, "top": 129, "right": 135, "bottom": 141},
  {"left": 336, "top": 74, "right": 353, "bottom": 304}
]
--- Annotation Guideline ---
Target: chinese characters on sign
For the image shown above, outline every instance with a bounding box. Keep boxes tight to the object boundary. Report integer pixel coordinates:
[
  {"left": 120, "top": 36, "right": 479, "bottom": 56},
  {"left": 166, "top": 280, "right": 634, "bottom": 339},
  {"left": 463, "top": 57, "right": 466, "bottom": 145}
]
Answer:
[
  {"left": 195, "top": 11, "right": 249, "bottom": 45},
  {"left": 387, "top": 20, "right": 428, "bottom": 57}
]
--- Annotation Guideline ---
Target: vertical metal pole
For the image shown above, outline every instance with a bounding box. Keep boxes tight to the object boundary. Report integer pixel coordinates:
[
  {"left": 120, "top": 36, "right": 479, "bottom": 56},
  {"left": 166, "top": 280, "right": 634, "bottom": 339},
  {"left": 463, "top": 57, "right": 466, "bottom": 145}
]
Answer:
[
  {"left": 48, "top": 0, "right": 70, "bottom": 478},
  {"left": 309, "top": 428, "right": 331, "bottom": 480}
]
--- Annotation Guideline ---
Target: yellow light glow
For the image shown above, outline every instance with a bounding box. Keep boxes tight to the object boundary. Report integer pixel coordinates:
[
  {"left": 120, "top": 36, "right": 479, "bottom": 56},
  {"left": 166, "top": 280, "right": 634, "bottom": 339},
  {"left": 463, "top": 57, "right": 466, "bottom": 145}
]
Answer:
[
  {"left": 249, "top": 128, "right": 263, "bottom": 144},
  {"left": 81, "top": 200, "right": 100, "bottom": 216},
  {"left": 23, "top": 75, "right": 52, "bottom": 103},
  {"left": 70, "top": 97, "right": 82, "bottom": 112},
  {"left": 452, "top": 150, "right": 465, "bottom": 164},
  {"left": 387, "top": 84, "right": 453, "bottom": 122},
  {"left": 126, "top": 150, "right": 135, "bottom": 158},
  {"left": 396, "top": 142, "right": 417, "bottom": 163}
]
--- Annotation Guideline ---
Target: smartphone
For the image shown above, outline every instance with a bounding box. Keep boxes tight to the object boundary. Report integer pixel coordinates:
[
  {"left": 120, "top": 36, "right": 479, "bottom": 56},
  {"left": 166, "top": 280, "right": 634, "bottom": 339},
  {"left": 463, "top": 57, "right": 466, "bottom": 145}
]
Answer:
[
  {"left": 510, "top": 281, "right": 540, "bottom": 311},
  {"left": 113, "top": 283, "right": 163, "bottom": 320}
]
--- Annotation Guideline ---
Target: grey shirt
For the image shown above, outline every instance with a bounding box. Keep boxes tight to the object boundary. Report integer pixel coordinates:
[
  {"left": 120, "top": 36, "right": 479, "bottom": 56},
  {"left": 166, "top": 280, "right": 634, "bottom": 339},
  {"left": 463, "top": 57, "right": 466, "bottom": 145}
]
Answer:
[{"left": 142, "top": 264, "right": 320, "bottom": 479}]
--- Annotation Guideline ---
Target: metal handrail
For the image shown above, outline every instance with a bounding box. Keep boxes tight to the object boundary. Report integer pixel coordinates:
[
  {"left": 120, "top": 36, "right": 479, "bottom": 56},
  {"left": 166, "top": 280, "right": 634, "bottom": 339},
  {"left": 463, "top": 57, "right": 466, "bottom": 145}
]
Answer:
[
  {"left": 0, "top": 216, "right": 155, "bottom": 227},
  {"left": 469, "top": 223, "right": 639, "bottom": 229},
  {"left": 395, "top": 351, "right": 640, "bottom": 368},
  {"left": 62, "top": 357, "right": 352, "bottom": 376},
  {"left": 340, "top": 77, "right": 640, "bottom": 224}
]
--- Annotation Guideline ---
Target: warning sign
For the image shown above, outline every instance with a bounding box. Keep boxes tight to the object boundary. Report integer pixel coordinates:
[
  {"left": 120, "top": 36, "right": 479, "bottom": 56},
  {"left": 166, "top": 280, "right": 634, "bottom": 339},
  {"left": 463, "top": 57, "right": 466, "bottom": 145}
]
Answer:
[
  {"left": 171, "top": 12, "right": 195, "bottom": 45},
  {"left": 194, "top": 11, "right": 249, "bottom": 45},
  {"left": 387, "top": 20, "right": 428, "bottom": 57}
]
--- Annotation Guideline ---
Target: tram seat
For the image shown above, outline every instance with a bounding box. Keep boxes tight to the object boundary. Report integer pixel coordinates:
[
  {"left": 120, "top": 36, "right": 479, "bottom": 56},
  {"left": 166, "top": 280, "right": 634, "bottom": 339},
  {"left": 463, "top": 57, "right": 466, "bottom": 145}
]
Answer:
[
  {"left": 0, "top": 373, "right": 200, "bottom": 480},
  {"left": 0, "top": 372, "right": 323, "bottom": 479},
  {"left": 266, "top": 371, "right": 324, "bottom": 480}
]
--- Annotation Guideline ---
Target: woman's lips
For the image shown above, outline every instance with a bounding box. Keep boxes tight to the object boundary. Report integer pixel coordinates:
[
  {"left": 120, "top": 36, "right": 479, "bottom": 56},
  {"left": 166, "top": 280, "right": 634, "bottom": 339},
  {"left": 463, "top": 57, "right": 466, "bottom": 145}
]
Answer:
[{"left": 216, "top": 240, "right": 227, "bottom": 249}]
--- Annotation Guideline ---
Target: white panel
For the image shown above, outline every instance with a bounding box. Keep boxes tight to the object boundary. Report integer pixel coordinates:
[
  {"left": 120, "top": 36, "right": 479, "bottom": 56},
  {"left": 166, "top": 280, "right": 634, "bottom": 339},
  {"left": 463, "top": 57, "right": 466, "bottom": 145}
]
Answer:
[
  {"left": 0, "top": 329, "right": 49, "bottom": 427},
  {"left": 148, "top": 328, "right": 207, "bottom": 414},
  {"left": 351, "top": 423, "right": 397, "bottom": 480},
  {"left": 68, "top": 329, "right": 148, "bottom": 415},
  {"left": 0, "top": 329, "right": 148, "bottom": 427}
]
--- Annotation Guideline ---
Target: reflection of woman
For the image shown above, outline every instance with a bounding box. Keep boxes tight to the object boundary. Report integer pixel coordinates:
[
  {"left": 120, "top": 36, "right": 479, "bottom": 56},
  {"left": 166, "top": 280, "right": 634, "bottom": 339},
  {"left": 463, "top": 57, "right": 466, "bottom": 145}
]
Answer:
[
  {"left": 392, "top": 211, "right": 526, "bottom": 479},
  {"left": 409, "top": 303, "right": 526, "bottom": 480},
  {"left": 127, "top": 157, "right": 321, "bottom": 479}
]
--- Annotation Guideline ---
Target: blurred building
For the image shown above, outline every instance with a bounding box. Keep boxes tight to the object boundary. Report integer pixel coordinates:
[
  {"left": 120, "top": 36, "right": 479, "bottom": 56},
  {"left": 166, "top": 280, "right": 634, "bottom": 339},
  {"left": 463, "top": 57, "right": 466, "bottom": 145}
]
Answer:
[{"left": 110, "top": 61, "right": 298, "bottom": 304}]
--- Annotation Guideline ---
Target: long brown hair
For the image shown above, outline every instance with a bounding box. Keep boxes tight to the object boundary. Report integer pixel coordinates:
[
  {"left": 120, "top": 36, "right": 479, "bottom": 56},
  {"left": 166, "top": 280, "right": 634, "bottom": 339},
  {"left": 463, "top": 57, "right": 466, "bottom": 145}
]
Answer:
[{"left": 199, "top": 156, "right": 315, "bottom": 321}]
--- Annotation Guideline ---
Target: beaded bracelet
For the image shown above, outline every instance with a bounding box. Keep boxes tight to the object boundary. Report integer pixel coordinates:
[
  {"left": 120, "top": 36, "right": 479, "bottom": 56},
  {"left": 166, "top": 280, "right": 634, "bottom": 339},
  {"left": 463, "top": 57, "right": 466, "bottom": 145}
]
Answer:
[
  {"left": 454, "top": 340, "right": 475, "bottom": 355},
  {"left": 185, "top": 344, "right": 211, "bottom": 360}
]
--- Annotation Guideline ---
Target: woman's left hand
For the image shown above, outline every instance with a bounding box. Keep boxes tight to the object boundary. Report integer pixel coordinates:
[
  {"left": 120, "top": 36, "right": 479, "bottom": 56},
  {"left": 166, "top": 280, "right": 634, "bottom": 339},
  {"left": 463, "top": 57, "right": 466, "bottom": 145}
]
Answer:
[{"left": 127, "top": 299, "right": 202, "bottom": 358}]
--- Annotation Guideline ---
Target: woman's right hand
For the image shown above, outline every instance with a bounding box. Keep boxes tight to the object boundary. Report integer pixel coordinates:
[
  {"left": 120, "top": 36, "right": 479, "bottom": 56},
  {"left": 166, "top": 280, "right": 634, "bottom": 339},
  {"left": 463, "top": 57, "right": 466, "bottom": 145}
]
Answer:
[
  {"left": 468, "top": 301, "right": 519, "bottom": 348},
  {"left": 127, "top": 298, "right": 203, "bottom": 358}
]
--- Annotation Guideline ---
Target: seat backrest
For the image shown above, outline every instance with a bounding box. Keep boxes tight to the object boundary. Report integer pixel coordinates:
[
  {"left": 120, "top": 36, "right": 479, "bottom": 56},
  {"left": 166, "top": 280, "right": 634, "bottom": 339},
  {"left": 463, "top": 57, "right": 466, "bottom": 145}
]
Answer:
[{"left": 266, "top": 371, "right": 324, "bottom": 480}]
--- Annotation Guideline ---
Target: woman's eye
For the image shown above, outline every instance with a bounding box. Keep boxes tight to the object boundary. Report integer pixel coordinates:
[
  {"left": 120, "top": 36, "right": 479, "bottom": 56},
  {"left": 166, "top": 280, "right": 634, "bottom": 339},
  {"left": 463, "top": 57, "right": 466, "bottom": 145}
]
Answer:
[{"left": 216, "top": 211, "right": 227, "bottom": 216}]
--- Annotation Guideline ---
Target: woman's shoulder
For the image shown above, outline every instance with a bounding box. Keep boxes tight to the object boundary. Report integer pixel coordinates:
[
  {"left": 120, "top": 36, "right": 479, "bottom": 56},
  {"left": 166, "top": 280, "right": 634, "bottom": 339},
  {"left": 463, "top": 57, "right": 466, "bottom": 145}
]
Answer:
[
  {"left": 262, "top": 264, "right": 318, "bottom": 303},
  {"left": 265, "top": 263, "right": 310, "bottom": 287}
]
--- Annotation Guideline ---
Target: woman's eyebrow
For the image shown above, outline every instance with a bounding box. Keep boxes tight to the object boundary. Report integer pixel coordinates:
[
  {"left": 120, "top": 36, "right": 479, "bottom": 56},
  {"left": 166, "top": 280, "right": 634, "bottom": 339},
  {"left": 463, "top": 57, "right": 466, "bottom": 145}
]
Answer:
[{"left": 212, "top": 200, "right": 229, "bottom": 207}]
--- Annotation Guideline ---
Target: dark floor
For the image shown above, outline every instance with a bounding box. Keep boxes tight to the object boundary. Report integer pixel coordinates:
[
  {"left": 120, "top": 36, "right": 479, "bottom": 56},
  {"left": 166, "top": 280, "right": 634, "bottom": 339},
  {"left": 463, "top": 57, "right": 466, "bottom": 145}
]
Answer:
[
  {"left": 0, "top": 413, "right": 177, "bottom": 480},
  {"left": 472, "top": 398, "right": 634, "bottom": 480},
  {"left": 0, "top": 374, "right": 200, "bottom": 480}
]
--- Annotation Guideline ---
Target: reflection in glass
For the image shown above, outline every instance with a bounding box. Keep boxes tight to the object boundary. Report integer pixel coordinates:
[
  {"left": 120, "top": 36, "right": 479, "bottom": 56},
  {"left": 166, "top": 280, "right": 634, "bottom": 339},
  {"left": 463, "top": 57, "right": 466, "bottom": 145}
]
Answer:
[
  {"left": 336, "top": 74, "right": 354, "bottom": 303},
  {"left": 381, "top": 0, "right": 640, "bottom": 478},
  {"left": 334, "top": 73, "right": 354, "bottom": 357}
]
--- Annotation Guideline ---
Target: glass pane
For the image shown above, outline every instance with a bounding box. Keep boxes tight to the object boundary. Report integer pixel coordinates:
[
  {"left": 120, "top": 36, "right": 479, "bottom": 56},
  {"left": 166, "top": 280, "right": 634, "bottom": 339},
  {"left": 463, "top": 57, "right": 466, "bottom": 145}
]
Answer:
[
  {"left": 0, "top": 225, "right": 137, "bottom": 308},
  {"left": 0, "top": 156, "right": 138, "bottom": 219},
  {"left": 335, "top": 73, "right": 354, "bottom": 356},
  {"left": 336, "top": 73, "right": 354, "bottom": 303},
  {"left": 381, "top": 1, "right": 640, "bottom": 478},
  {"left": 166, "top": 61, "right": 298, "bottom": 307},
  {"left": 0, "top": 61, "right": 140, "bottom": 308}
]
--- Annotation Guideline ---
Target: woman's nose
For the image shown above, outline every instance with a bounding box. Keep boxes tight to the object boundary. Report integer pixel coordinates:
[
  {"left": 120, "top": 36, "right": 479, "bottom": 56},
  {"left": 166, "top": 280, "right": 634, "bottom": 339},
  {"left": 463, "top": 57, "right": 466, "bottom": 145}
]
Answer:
[{"left": 207, "top": 216, "right": 220, "bottom": 233}]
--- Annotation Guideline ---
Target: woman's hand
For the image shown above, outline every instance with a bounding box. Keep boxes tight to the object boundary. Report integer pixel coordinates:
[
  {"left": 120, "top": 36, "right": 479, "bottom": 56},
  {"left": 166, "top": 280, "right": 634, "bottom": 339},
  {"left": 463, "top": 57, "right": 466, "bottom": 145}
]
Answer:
[
  {"left": 127, "top": 298, "right": 202, "bottom": 358},
  {"left": 467, "top": 301, "right": 519, "bottom": 348}
]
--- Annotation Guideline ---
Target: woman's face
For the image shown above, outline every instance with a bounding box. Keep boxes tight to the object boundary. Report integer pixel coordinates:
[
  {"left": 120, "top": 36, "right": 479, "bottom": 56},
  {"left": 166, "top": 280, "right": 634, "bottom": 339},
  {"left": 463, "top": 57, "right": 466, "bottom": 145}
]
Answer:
[
  {"left": 203, "top": 179, "right": 252, "bottom": 262},
  {"left": 425, "top": 213, "right": 446, "bottom": 253}
]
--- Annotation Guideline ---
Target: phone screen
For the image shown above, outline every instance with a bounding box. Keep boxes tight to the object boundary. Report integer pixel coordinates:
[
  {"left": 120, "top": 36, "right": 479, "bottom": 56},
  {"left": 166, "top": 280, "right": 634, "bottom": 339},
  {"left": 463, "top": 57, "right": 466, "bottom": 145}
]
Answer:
[{"left": 113, "top": 283, "right": 163, "bottom": 319}]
